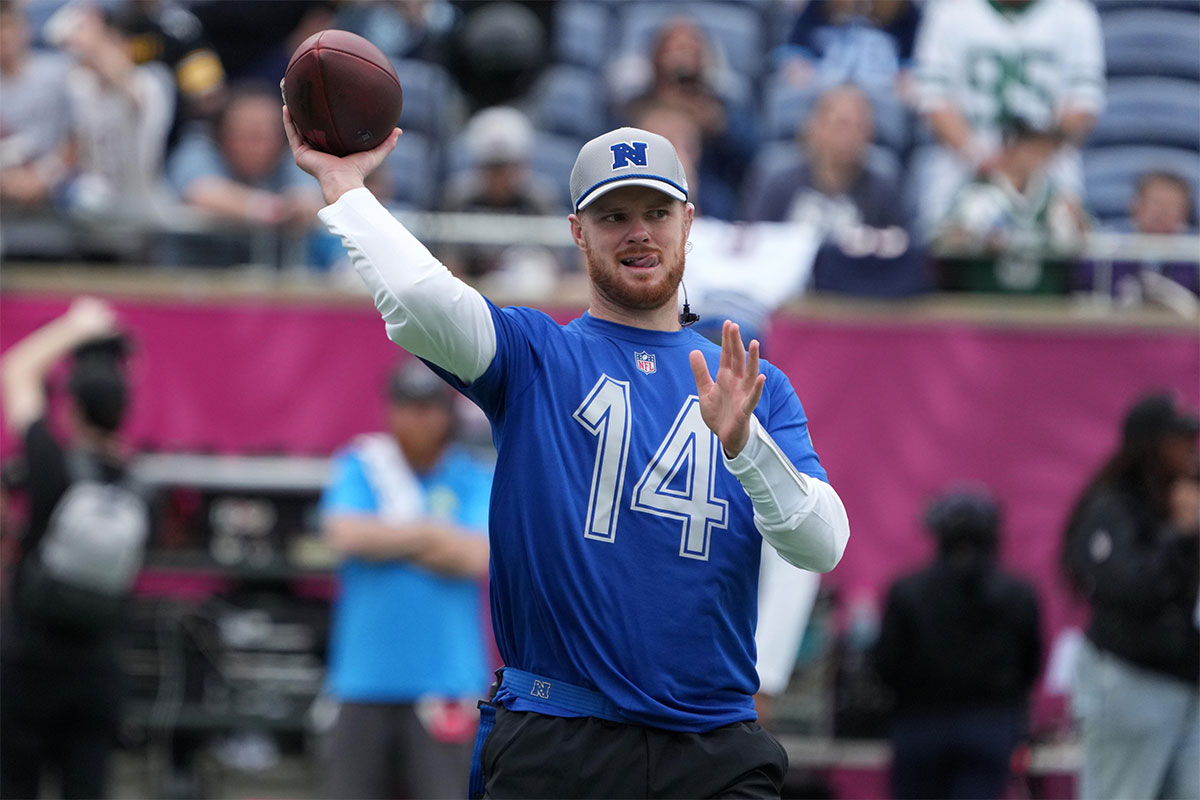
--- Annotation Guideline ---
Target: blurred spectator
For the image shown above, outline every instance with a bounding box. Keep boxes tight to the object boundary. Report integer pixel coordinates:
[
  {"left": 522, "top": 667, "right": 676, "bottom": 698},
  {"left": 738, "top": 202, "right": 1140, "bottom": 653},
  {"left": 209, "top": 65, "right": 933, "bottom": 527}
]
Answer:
[
  {"left": 438, "top": 105, "right": 559, "bottom": 281},
  {"left": 1103, "top": 171, "right": 1200, "bottom": 313},
  {"left": 874, "top": 488, "right": 1042, "bottom": 800},
  {"left": 935, "top": 117, "right": 1087, "bottom": 295},
  {"left": 0, "top": 0, "right": 72, "bottom": 211},
  {"left": 442, "top": 106, "right": 556, "bottom": 216},
  {"left": 1060, "top": 392, "right": 1199, "bottom": 800},
  {"left": 190, "top": 0, "right": 335, "bottom": 83},
  {"left": 319, "top": 360, "right": 492, "bottom": 800},
  {"left": 447, "top": 1, "right": 548, "bottom": 112},
  {"left": 746, "top": 84, "right": 900, "bottom": 234},
  {"left": 165, "top": 81, "right": 322, "bottom": 266},
  {"left": 775, "top": 0, "right": 921, "bottom": 96},
  {"left": 0, "top": 298, "right": 143, "bottom": 800},
  {"left": 744, "top": 84, "right": 925, "bottom": 297},
  {"left": 630, "top": 100, "right": 736, "bottom": 220},
  {"left": 335, "top": 0, "right": 457, "bottom": 64},
  {"left": 912, "top": 0, "right": 1105, "bottom": 240},
  {"left": 113, "top": 0, "right": 227, "bottom": 146},
  {"left": 616, "top": 15, "right": 759, "bottom": 196},
  {"left": 46, "top": 1, "right": 175, "bottom": 226},
  {"left": 164, "top": 82, "right": 326, "bottom": 268},
  {"left": 1130, "top": 171, "right": 1195, "bottom": 236}
]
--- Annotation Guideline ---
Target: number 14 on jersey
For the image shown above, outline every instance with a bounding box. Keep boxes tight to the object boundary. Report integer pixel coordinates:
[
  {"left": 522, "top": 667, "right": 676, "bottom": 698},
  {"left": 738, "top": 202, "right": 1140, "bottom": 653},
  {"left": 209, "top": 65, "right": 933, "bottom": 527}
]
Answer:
[{"left": 573, "top": 375, "right": 729, "bottom": 561}]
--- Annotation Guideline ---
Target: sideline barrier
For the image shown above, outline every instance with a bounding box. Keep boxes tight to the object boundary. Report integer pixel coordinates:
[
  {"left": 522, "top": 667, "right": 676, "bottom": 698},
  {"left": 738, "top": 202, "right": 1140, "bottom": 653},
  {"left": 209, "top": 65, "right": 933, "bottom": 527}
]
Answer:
[{"left": 1, "top": 264, "right": 1195, "bottom": 800}]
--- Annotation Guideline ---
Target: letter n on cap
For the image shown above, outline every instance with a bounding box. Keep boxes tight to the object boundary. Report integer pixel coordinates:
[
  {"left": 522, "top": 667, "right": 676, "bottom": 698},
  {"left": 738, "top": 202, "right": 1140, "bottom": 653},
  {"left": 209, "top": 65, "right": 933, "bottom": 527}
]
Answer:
[{"left": 610, "top": 142, "right": 648, "bottom": 169}]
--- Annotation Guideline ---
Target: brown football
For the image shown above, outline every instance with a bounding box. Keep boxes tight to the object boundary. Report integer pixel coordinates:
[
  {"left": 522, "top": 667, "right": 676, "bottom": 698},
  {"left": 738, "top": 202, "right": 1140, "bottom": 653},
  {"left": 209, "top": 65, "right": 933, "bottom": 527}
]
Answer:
[{"left": 282, "top": 30, "right": 403, "bottom": 156}]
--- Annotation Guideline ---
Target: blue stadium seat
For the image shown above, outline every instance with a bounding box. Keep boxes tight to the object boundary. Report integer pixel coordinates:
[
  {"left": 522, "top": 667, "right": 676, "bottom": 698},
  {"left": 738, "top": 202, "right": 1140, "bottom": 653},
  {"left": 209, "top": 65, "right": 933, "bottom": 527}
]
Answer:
[
  {"left": 1083, "top": 145, "right": 1200, "bottom": 222},
  {"left": 1089, "top": 78, "right": 1200, "bottom": 151},
  {"left": 1102, "top": 9, "right": 1200, "bottom": 80},
  {"left": 865, "top": 87, "right": 912, "bottom": 155},
  {"left": 522, "top": 64, "right": 610, "bottom": 141},
  {"left": 528, "top": 132, "right": 584, "bottom": 211},
  {"left": 388, "top": 58, "right": 467, "bottom": 139},
  {"left": 1094, "top": 0, "right": 1200, "bottom": 15},
  {"left": 383, "top": 130, "right": 439, "bottom": 210},
  {"left": 761, "top": 78, "right": 821, "bottom": 141},
  {"left": 902, "top": 144, "right": 941, "bottom": 236},
  {"left": 553, "top": 1, "right": 615, "bottom": 70},
  {"left": 613, "top": 2, "right": 767, "bottom": 79},
  {"left": 739, "top": 140, "right": 805, "bottom": 214}
]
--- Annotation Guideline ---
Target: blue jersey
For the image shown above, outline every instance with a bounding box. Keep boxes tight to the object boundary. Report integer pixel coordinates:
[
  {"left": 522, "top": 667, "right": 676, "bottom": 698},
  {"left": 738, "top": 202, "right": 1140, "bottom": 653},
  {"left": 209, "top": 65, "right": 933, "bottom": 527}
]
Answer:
[
  {"left": 321, "top": 444, "right": 493, "bottom": 702},
  {"left": 435, "top": 304, "right": 827, "bottom": 732}
]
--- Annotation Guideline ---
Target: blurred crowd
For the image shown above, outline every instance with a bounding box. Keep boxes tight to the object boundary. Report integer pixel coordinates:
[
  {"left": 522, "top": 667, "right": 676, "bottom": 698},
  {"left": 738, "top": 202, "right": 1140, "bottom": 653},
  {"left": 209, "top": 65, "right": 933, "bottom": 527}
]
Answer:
[{"left": 1, "top": 0, "right": 1198, "bottom": 307}]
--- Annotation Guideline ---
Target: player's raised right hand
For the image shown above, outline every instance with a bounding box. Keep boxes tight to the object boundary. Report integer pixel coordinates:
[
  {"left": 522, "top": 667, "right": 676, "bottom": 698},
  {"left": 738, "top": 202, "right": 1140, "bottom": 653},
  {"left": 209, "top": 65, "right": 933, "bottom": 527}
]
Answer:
[{"left": 282, "top": 105, "right": 401, "bottom": 205}]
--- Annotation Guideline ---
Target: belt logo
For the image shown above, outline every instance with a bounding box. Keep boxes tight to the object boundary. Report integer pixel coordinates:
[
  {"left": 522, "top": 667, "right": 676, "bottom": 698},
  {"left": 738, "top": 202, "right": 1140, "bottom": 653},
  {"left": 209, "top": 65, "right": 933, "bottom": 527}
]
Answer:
[{"left": 531, "top": 680, "right": 552, "bottom": 699}]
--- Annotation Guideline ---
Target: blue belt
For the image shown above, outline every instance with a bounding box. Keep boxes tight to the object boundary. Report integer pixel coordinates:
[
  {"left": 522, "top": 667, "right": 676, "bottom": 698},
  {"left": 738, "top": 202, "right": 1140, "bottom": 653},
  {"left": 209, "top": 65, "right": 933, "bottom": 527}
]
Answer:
[
  {"left": 499, "top": 667, "right": 627, "bottom": 723},
  {"left": 468, "top": 700, "right": 494, "bottom": 799},
  {"left": 467, "top": 667, "right": 627, "bottom": 798}
]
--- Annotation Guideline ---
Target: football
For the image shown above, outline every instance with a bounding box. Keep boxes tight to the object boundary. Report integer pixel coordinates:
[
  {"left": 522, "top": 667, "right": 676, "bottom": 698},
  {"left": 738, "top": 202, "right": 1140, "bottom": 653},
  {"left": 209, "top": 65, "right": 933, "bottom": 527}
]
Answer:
[{"left": 282, "top": 30, "right": 403, "bottom": 157}]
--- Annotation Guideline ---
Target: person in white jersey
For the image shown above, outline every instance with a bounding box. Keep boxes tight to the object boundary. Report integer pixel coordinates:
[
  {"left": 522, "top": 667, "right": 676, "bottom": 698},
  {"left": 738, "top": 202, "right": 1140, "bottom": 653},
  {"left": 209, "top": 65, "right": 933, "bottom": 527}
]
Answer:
[{"left": 911, "top": 0, "right": 1105, "bottom": 240}]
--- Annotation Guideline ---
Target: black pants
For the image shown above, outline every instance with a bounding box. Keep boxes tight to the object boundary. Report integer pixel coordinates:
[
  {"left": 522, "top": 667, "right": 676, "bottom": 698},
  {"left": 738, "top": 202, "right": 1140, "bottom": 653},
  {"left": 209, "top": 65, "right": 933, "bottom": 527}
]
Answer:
[
  {"left": 889, "top": 707, "right": 1024, "bottom": 800},
  {"left": 0, "top": 643, "right": 120, "bottom": 800},
  {"left": 479, "top": 706, "right": 787, "bottom": 799}
]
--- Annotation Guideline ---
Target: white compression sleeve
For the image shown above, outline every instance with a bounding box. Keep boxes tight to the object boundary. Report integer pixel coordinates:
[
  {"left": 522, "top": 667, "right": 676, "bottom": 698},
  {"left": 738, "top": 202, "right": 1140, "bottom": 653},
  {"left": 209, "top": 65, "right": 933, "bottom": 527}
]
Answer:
[
  {"left": 318, "top": 188, "right": 497, "bottom": 383},
  {"left": 724, "top": 416, "right": 850, "bottom": 573}
]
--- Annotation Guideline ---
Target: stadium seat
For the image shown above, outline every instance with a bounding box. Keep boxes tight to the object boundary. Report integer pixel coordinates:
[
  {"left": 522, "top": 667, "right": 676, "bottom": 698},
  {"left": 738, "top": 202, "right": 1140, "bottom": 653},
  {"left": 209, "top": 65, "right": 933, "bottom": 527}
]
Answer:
[
  {"left": 553, "top": 0, "right": 615, "bottom": 71},
  {"left": 902, "top": 144, "right": 941, "bottom": 237},
  {"left": 1102, "top": 9, "right": 1200, "bottom": 80},
  {"left": 387, "top": 58, "right": 467, "bottom": 140},
  {"left": 384, "top": 130, "right": 440, "bottom": 210},
  {"left": 613, "top": 1, "right": 767, "bottom": 79},
  {"left": 865, "top": 87, "right": 912, "bottom": 155},
  {"left": 1088, "top": 78, "right": 1200, "bottom": 151},
  {"left": 1083, "top": 145, "right": 1200, "bottom": 223},
  {"left": 1094, "top": 0, "right": 1200, "bottom": 15},
  {"left": 522, "top": 64, "right": 610, "bottom": 141},
  {"left": 528, "top": 132, "right": 584, "bottom": 211},
  {"left": 739, "top": 140, "right": 805, "bottom": 214},
  {"left": 761, "top": 78, "right": 821, "bottom": 142}
]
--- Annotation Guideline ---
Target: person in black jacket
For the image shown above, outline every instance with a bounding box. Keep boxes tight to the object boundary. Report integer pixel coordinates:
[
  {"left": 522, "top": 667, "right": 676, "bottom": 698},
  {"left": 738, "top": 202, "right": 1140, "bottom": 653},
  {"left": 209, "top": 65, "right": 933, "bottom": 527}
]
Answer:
[
  {"left": 1061, "top": 392, "right": 1199, "bottom": 800},
  {"left": 0, "top": 298, "right": 134, "bottom": 800},
  {"left": 874, "top": 487, "right": 1042, "bottom": 800}
]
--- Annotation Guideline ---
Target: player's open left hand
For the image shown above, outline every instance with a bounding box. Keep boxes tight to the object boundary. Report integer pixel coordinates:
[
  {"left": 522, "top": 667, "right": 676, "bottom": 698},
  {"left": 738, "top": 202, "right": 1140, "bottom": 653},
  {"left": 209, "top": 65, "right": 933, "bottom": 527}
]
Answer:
[
  {"left": 282, "top": 104, "right": 400, "bottom": 205},
  {"left": 689, "top": 320, "right": 765, "bottom": 458}
]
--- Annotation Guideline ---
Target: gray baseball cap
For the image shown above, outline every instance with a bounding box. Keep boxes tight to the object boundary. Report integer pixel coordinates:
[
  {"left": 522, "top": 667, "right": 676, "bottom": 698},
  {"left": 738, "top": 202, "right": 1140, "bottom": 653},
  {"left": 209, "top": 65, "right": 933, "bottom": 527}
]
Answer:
[{"left": 570, "top": 127, "right": 689, "bottom": 213}]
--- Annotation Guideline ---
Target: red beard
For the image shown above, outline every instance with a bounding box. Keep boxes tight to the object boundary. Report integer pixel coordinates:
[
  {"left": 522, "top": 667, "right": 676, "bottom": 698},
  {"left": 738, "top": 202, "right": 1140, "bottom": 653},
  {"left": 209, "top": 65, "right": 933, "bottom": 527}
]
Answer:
[{"left": 583, "top": 237, "right": 687, "bottom": 312}]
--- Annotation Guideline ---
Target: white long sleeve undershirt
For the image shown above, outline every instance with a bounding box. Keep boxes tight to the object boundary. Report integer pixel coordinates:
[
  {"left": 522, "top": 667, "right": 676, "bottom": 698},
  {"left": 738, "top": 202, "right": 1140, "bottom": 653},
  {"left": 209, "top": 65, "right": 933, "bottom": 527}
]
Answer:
[
  {"left": 724, "top": 416, "right": 849, "bottom": 573},
  {"left": 319, "top": 188, "right": 849, "bottom": 573},
  {"left": 318, "top": 188, "right": 496, "bottom": 383}
]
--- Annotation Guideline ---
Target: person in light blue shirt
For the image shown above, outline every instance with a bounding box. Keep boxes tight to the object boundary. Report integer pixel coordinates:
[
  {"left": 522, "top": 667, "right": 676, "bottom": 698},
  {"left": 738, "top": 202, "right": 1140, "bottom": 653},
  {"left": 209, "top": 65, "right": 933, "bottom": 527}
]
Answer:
[{"left": 319, "top": 360, "right": 491, "bottom": 800}]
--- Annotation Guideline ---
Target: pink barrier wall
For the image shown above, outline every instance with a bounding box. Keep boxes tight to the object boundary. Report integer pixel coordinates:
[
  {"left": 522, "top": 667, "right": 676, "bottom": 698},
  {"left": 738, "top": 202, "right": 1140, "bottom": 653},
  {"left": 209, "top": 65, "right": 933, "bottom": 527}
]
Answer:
[
  {"left": 771, "top": 313, "right": 1198, "bottom": 728},
  {"left": 3, "top": 291, "right": 1198, "bottom": 728}
]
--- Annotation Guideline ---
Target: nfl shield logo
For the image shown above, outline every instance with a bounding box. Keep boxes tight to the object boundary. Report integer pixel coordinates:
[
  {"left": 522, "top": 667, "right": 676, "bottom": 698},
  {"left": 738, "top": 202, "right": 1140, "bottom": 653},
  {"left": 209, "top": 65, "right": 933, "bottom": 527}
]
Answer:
[{"left": 634, "top": 351, "right": 656, "bottom": 375}]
